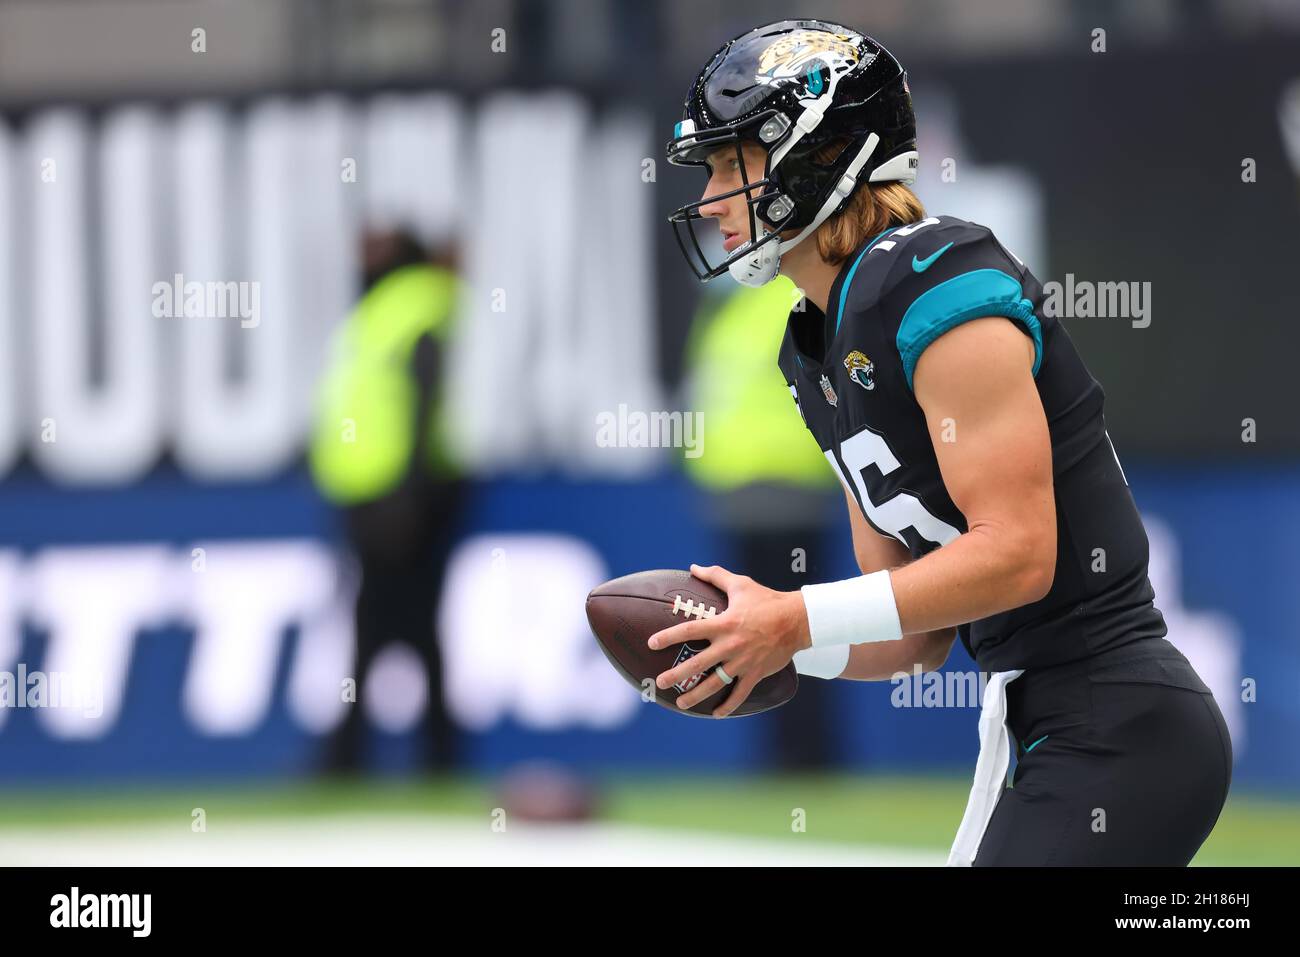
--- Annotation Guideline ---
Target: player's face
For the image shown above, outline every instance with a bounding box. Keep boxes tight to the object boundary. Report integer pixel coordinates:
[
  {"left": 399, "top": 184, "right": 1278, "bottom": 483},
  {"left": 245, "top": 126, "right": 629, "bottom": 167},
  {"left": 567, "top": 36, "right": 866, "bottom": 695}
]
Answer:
[{"left": 697, "top": 141, "right": 770, "bottom": 254}]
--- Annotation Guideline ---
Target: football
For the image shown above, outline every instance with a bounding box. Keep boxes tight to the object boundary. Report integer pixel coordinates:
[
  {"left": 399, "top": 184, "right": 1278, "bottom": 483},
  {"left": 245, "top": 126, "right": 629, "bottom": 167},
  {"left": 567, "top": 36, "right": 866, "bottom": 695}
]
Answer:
[{"left": 585, "top": 569, "right": 799, "bottom": 718}]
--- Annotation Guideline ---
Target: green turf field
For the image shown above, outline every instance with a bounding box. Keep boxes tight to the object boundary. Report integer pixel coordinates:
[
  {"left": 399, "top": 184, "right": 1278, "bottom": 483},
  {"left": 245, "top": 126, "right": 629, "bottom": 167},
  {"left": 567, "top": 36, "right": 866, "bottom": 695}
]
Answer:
[{"left": 0, "top": 774, "right": 1294, "bottom": 865}]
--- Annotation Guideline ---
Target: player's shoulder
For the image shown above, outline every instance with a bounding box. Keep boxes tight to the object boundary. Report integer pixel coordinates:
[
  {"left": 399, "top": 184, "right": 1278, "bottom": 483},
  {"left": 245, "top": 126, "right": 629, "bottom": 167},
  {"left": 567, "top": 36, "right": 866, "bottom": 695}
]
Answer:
[
  {"left": 841, "top": 216, "right": 1026, "bottom": 321},
  {"left": 881, "top": 214, "right": 999, "bottom": 253},
  {"left": 846, "top": 216, "right": 1021, "bottom": 310},
  {"left": 841, "top": 215, "right": 1042, "bottom": 389}
]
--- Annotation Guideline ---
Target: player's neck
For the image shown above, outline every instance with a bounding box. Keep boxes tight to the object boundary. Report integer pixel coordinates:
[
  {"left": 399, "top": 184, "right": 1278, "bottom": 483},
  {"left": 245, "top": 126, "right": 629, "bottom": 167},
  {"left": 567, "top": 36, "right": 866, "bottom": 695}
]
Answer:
[{"left": 779, "top": 243, "right": 840, "bottom": 315}]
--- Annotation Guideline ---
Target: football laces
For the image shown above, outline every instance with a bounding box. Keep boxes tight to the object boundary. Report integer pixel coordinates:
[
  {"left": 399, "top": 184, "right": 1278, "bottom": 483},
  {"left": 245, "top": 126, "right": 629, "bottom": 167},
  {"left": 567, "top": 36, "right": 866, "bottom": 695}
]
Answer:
[{"left": 671, "top": 595, "right": 718, "bottom": 620}]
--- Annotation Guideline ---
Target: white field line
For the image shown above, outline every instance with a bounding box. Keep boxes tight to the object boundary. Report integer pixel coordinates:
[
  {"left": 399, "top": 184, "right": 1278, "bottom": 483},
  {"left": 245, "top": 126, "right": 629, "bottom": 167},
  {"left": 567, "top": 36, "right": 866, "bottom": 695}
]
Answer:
[{"left": 0, "top": 815, "right": 943, "bottom": 866}]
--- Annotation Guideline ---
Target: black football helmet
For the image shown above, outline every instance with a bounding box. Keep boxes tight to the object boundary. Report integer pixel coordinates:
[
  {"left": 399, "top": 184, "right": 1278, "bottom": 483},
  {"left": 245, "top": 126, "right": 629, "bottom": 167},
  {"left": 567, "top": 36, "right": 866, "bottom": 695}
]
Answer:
[{"left": 666, "top": 19, "right": 917, "bottom": 285}]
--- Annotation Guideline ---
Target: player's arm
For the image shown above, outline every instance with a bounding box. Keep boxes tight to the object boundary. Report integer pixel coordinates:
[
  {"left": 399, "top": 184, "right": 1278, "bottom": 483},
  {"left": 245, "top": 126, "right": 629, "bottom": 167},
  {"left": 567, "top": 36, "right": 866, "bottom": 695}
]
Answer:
[
  {"left": 653, "top": 265, "right": 1053, "bottom": 714},
  {"left": 837, "top": 486, "right": 957, "bottom": 679},
  {"left": 887, "top": 316, "right": 1056, "bottom": 634}
]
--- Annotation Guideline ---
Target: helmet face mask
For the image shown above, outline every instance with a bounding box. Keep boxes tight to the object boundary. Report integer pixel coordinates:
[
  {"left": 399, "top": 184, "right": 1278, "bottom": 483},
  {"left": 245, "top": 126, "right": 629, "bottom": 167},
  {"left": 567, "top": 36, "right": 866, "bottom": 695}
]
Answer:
[
  {"left": 666, "top": 118, "right": 794, "bottom": 283},
  {"left": 666, "top": 20, "right": 918, "bottom": 286}
]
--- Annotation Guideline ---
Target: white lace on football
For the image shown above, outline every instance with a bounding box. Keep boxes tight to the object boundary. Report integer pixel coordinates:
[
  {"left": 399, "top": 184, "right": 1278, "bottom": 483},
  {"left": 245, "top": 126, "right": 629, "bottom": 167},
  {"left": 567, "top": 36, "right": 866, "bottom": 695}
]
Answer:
[{"left": 672, "top": 595, "right": 718, "bottom": 620}]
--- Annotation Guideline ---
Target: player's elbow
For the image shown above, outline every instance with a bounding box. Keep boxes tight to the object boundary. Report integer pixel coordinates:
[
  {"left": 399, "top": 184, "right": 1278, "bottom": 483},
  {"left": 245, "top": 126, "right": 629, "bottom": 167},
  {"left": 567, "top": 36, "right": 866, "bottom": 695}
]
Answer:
[
  {"left": 1008, "top": 532, "right": 1056, "bottom": 605},
  {"left": 1017, "top": 559, "right": 1055, "bottom": 605},
  {"left": 969, "top": 514, "right": 1055, "bottom": 606},
  {"left": 919, "top": 629, "right": 958, "bottom": 673}
]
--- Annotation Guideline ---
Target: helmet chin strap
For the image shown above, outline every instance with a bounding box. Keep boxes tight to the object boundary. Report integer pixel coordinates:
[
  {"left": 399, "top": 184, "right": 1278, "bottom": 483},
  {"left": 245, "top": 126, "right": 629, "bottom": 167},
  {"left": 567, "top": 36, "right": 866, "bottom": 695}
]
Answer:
[
  {"left": 727, "top": 233, "right": 784, "bottom": 286},
  {"left": 728, "top": 133, "right": 880, "bottom": 288}
]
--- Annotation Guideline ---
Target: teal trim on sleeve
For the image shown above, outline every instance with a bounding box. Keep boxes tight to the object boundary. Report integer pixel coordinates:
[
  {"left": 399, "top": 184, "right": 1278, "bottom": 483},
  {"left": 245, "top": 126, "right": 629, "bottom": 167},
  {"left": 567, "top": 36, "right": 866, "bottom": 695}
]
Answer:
[{"left": 896, "top": 268, "right": 1042, "bottom": 390}]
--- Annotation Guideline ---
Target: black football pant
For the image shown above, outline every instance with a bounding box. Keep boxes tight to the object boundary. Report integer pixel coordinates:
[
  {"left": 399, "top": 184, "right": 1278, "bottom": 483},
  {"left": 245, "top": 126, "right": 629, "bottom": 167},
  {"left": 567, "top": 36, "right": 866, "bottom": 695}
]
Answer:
[{"left": 974, "top": 653, "right": 1233, "bottom": 866}]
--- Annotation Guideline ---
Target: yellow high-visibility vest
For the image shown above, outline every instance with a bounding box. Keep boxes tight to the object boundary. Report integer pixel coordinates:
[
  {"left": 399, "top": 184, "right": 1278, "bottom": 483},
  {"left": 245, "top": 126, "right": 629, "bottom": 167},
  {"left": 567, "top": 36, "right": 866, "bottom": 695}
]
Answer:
[
  {"left": 309, "top": 264, "right": 460, "bottom": 505},
  {"left": 683, "top": 277, "right": 836, "bottom": 491}
]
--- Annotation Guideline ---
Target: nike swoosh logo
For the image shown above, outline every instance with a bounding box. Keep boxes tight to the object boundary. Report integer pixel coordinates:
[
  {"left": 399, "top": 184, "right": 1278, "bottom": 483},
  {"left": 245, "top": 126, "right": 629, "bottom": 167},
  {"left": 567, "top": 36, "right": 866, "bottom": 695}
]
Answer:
[
  {"left": 1024, "top": 734, "right": 1049, "bottom": 753},
  {"left": 912, "top": 242, "right": 954, "bottom": 273}
]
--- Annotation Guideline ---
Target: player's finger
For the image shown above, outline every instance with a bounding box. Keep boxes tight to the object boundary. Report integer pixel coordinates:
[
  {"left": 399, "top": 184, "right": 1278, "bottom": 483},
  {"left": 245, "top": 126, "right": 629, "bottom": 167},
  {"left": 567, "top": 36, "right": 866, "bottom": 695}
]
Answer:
[
  {"left": 674, "top": 670, "right": 730, "bottom": 711},
  {"left": 656, "top": 642, "right": 727, "bottom": 690},
  {"left": 647, "top": 613, "right": 726, "bottom": 650},
  {"left": 713, "top": 673, "right": 759, "bottom": 718},
  {"left": 689, "top": 563, "right": 744, "bottom": 594}
]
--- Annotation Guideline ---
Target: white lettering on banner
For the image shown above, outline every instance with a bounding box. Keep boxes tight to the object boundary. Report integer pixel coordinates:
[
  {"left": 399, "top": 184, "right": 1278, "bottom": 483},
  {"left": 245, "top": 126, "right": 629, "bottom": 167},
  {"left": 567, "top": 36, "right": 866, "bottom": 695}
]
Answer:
[
  {"left": 364, "top": 644, "right": 429, "bottom": 733},
  {"left": 438, "top": 534, "right": 637, "bottom": 730},
  {"left": 567, "top": 111, "right": 663, "bottom": 473},
  {"left": 0, "top": 535, "right": 637, "bottom": 740},
  {"left": 1, "top": 96, "right": 657, "bottom": 484},
  {"left": 455, "top": 94, "right": 564, "bottom": 468},
  {"left": 286, "top": 578, "right": 356, "bottom": 735},
  {"left": 28, "top": 110, "right": 163, "bottom": 483},
  {"left": 182, "top": 540, "right": 339, "bottom": 735},
  {"left": 26, "top": 545, "right": 173, "bottom": 739},
  {"left": 0, "top": 122, "right": 18, "bottom": 476},
  {"left": 0, "top": 553, "right": 21, "bottom": 731},
  {"left": 172, "top": 102, "right": 298, "bottom": 479},
  {"left": 363, "top": 93, "right": 464, "bottom": 246},
  {"left": 298, "top": 95, "right": 362, "bottom": 387},
  {"left": 450, "top": 95, "right": 663, "bottom": 472}
]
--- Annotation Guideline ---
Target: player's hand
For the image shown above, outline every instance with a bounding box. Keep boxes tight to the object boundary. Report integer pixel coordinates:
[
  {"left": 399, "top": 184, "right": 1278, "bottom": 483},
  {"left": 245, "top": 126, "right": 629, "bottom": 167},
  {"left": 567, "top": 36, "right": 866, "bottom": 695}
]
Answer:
[{"left": 648, "top": 563, "right": 810, "bottom": 717}]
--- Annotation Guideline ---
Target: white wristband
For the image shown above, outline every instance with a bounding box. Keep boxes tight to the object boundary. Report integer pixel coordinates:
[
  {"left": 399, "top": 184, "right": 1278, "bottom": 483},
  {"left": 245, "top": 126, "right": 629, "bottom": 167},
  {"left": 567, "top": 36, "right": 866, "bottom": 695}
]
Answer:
[
  {"left": 800, "top": 569, "right": 903, "bottom": 648},
  {"left": 792, "top": 644, "right": 850, "bottom": 680}
]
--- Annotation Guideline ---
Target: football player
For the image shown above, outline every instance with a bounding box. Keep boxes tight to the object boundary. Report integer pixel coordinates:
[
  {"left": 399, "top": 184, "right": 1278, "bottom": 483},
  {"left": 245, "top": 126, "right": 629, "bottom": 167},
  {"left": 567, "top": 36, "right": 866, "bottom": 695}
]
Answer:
[{"left": 651, "top": 19, "right": 1231, "bottom": 865}]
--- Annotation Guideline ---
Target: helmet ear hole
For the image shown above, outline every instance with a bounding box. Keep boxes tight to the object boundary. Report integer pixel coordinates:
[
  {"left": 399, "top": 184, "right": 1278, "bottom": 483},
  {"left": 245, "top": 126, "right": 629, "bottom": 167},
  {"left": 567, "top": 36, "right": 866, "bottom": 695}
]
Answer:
[
  {"left": 778, "top": 135, "right": 853, "bottom": 204},
  {"left": 812, "top": 137, "right": 852, "bottom": 167}
]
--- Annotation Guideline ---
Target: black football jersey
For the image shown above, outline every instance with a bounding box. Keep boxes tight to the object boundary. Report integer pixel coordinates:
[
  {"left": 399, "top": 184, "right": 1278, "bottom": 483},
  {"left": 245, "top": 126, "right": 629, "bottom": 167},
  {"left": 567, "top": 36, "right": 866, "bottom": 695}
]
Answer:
[{"left": 777, "top": 215, "right": 1169, "bottom": 672}]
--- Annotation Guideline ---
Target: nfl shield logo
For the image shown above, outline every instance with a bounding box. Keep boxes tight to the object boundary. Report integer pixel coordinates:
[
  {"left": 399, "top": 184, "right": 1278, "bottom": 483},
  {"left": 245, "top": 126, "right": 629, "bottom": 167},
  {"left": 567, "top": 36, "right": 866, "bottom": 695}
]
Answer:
[
  {"left": 672, "top": 643, "right": 707, "bottom": 694},
  {"left": 819, "top": 373, "right": 838, "bottom": 407}
]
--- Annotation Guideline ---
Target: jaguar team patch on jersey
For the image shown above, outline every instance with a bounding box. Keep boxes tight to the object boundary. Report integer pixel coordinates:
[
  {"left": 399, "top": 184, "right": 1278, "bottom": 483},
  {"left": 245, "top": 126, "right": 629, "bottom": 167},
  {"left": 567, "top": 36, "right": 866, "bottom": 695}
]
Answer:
[
  {"left": 819, "top": 373, "right": 838, "bottom": 407},
  {"left": 844, "top": 350, "right": 875, "bottom": 390}
]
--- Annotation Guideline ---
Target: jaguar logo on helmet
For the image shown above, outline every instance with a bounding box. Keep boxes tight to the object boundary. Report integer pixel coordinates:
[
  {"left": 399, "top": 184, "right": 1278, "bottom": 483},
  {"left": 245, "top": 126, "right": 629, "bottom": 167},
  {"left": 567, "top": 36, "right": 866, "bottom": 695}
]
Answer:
[
  {"left": 844, "top": 350, "right": 876, "bottom": 391},
  {"left": 666, "top": 20, "right": 918, "bottom": 288},
  {"left": 755, "top": 29, "right": 861, "bottom": 86}
]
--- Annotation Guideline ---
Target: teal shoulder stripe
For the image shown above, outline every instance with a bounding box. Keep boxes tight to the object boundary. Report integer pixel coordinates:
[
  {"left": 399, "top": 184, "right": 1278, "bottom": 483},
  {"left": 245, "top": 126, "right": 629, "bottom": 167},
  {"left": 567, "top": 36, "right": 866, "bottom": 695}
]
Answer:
[
  {"left": 896, "top": 268, "right": 1042, "bottom": 390},
  {"left": 834, "top": 226, "right": 900, "bottom": 336}
]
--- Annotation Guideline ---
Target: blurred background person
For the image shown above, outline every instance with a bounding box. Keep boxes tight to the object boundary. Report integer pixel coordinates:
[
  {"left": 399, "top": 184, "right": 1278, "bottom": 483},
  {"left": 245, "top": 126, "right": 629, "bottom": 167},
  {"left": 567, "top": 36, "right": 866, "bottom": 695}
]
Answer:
[
  {"left": 681, "top": 276, "right": 843, "bottom": 769},
  {"left": 309, "top": 230, "right": 467, "bottom": 774}
]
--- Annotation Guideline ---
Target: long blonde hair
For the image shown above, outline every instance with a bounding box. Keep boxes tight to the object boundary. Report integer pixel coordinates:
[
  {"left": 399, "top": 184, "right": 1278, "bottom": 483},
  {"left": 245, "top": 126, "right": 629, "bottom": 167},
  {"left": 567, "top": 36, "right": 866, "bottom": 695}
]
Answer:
[{"left": 811, "top": 140, "right": 926, "bottom": 265}]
